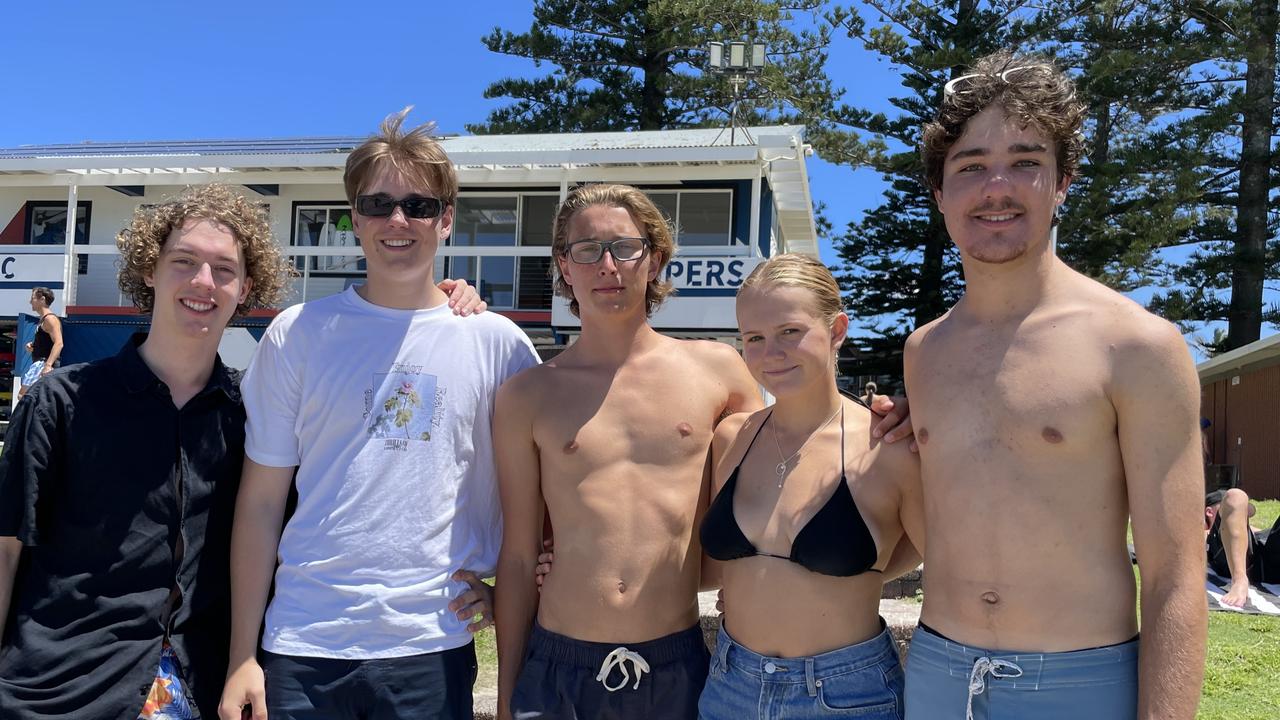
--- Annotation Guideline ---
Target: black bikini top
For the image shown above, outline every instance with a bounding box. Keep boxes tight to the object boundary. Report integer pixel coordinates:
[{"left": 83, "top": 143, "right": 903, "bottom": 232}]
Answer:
[{"left": 700, "top": 404, "right": 880, "bottom": 577}]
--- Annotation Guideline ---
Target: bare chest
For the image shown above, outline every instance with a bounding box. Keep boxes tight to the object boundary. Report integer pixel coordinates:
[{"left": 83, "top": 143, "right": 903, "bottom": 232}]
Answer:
[
  {"left": 533, "top": 369, "right": 721, "bottom": 472},
  {"left": 909, "top": 327, "right": 1116, "bottom": 459}
]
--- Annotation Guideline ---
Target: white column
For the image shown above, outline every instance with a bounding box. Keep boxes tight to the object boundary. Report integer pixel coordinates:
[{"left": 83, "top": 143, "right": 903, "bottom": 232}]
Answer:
[
  {"left": 748, "top": 166, "right": 762, "bottom": 258},
  {"left": 62, "top": 183, "right": 78, "bottom": 308}
]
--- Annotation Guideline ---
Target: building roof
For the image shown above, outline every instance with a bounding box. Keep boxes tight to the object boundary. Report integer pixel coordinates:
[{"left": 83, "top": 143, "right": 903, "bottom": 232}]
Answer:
[
  {"left": 0, "top": 137, "right": 365, "bottom": 159},
  {"left": 0, "top": 125, "right": 819, "bottom": 254},
  {"left": 1197, "top": 332, "right": 1280, "bottom": 384},
  {"left": 0, "top": 126, "right": 804, "bottom": 162}
]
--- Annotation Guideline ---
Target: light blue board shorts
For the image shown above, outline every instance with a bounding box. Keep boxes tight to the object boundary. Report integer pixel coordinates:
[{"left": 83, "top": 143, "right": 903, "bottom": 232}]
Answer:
[{"left": 904, "top": 624, "right": 1137, "bottom": 720}]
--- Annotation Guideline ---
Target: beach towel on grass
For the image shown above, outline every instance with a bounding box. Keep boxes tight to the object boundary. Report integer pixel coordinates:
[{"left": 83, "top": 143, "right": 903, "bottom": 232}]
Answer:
[{"left": 1206, "top": 569, "right": 1280, "bottom": 615}]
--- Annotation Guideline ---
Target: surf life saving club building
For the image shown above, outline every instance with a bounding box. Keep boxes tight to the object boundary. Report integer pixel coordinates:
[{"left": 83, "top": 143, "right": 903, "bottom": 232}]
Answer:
[{"left": 0, "top": 126, "right": 818, "bottom": 398}]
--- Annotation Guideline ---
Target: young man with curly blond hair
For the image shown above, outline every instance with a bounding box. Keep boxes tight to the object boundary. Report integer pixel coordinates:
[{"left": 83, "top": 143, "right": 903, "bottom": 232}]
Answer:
[
  {"left": 220, "top": 110, "right": 538, "bottom": 720},
  {"left": 0, "top": 184, "right": 294, "bottom": 720},
  {"left": 902, "top": 50, "right": 1206, "bottom": 719}
]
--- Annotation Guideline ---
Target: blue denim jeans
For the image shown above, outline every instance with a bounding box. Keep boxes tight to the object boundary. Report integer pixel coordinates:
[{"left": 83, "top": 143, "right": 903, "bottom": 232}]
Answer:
[
  {"left": 699, "top": 621, "right": 904, "bottom": 720},
  {"left": 262, "top": 643, "right": 476, "bottom": 720},
  {"left": 904, "top": 625, "right": 1138, "bottom": 720}
]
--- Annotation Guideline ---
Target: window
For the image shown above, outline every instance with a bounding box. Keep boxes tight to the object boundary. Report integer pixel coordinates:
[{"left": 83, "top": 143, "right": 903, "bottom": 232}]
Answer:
[
  {"left": 448, "top": 197, "right": 516, "bottom": 308},
  {"left": 518, "top": 195, "right": 556, "bottom": 310},
  {"left": 644, "top": 190, "right": 734, "bottom": 247},
  {"left": 678, "top": 192, "right": 733, "bottom": 246},
  {"left": 25, "top": 202, "right": 90, "bottom": 274},
  {"left": 292, "top": 204, "right": 364, "bottom": 275}
]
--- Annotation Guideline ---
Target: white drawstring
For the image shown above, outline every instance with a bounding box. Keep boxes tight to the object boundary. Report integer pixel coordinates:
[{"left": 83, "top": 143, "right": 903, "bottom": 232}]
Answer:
[
  {"left": 595, "top": 646, "right": 651, "bottom": 691},
  {"left": 966, "top": 656, "right": 1023, "bottom": 720}
]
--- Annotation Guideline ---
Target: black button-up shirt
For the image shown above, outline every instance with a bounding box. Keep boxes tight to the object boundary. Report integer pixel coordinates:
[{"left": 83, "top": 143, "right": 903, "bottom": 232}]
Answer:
[{"left": 0, "top": 334, "right": 244, "bottom": 720}]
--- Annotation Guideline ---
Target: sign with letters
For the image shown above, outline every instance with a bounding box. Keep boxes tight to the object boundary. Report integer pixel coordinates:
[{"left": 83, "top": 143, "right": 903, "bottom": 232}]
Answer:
[
  {"left": 0, "top": 249, "right": 67, "bottom": 317},
  {"left": 552, "top": 254, "right": 763, "bottom": 331}
]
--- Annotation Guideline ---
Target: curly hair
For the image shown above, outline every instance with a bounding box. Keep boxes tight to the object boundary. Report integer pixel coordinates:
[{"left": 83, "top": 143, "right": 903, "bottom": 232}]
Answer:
[
  {"left": 551, "top": 184, "right": 677, "bottom": 318},
  {"left": 344, "top": 107, "right": 457, "bottom": 206},
  {"left": 921, "top": 50, "right": 1086, "bottom": 192},
  {"left": 116, "top": 184, "right": 294, "bottom": 315}
]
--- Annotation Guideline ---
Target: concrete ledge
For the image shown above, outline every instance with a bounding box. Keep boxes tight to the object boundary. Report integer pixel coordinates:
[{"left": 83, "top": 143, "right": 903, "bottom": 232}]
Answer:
[{"left": 474, "top": 593, "right": 921, "bottom": 718}]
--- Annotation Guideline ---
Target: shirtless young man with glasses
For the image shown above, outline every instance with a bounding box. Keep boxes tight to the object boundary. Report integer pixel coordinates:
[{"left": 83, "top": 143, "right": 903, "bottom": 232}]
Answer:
[{"left": 493, "top": 184, "right": 912, "bottom": 720}]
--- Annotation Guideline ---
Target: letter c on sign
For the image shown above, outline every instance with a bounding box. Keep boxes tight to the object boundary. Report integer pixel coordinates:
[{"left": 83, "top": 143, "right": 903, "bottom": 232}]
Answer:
[{"left": 1, "top": 257, "right": 14, "bottom": 279}]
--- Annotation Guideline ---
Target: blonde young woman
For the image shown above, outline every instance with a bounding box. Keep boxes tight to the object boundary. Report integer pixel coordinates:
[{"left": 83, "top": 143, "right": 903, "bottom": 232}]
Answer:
[{"left": 698, "top": 254, "right": 924, "bottom": 720}]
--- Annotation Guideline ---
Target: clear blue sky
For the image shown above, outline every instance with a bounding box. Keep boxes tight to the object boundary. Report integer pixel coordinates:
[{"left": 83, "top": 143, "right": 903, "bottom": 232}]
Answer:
[
  {"left": 0, "top": 0, "right": 901, "bottom": 267},
  {"left": 0, "top": 1, "right": 1261, "bottom": 355}
]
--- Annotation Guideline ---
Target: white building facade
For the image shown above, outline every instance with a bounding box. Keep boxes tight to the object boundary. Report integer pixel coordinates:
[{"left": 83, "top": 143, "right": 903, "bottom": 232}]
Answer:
[{"left": 0, "top": 126, "right": 818, "bottom": 384}]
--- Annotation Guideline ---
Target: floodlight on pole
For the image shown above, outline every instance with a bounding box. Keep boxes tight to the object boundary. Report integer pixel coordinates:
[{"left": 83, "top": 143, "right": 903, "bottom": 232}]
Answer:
[
  {"left": 708, "top": 42, "right": 724, "bottom": 69},
  {"left": 705, "top": 38, "right": 767, "bottom": 145}
]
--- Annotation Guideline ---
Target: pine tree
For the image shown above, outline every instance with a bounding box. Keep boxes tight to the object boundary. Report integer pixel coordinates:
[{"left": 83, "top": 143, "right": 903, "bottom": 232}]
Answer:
[
  {"left": 467, "top": 0, "right": 836, "bottom": 134},
  {"left": 1143, "top": 0, "right": 1280, "bottom": 353}
]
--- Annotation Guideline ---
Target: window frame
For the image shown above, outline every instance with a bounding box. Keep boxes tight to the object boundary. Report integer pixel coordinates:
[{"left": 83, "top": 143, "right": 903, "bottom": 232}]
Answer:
[{"left": 24, "top": 200, "right": 91, "bottom": 275}]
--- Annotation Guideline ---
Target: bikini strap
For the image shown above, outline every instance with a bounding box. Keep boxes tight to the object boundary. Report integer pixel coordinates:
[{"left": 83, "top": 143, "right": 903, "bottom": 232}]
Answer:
[
  {"left": 839, "top": 401, "right": 846, "bottom": 472},
  {"left": 740, "top": 409, "right": 774, "bottom": 456}
]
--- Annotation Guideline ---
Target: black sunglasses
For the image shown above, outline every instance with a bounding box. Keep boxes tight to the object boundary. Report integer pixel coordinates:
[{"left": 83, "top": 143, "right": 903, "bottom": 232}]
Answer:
[{"left": 355, "top": 194, "right": 448, "bottom": 219}]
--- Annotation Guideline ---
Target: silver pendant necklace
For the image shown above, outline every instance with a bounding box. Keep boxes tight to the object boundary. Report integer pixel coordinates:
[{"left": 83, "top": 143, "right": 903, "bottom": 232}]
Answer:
[{"left": 771, "top": 404, "right": 842, "bottom": 488}]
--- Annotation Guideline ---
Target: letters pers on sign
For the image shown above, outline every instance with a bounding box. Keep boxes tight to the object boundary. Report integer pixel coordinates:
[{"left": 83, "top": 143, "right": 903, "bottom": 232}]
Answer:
[{"left": 663, "top": 256, "right": 761, "bottom": 297}]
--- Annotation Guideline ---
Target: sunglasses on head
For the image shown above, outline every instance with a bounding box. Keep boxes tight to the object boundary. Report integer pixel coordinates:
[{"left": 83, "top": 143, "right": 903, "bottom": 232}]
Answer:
[
  {"left": 355, "top": 194, "right": 448, "bottom": 219},
  {"left": 943, "top": 65, "right": 1054, "bottom": 98}
]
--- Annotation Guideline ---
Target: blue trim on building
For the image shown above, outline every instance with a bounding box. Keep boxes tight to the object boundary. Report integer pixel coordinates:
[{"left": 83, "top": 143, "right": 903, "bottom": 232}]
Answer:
[
  {"left": 671, "top": 288, "right": 738, "bottom": 298},
  {"left": 757, "top": 178, "right": 773, "bottom": 257},
  {"left": 0, "top": 281, "right": 65, "bottom": 290}
]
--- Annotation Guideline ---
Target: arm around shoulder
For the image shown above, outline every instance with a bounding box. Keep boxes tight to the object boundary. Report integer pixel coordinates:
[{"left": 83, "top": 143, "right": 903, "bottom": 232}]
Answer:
[{"left": 1111, "top": 317, "right": 1206, "bottom": 720}]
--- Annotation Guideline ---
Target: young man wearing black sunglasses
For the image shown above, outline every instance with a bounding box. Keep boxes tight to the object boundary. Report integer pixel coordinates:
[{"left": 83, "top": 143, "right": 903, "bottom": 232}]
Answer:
[{"left": 220, "top": 109, "right": 539, "bottom": 720}]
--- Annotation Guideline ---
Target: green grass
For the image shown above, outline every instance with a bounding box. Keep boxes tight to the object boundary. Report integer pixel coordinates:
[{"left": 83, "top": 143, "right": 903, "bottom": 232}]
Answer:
[
  {"left": 475, "top": 627, "right": 497, "bottom": 694},
  {"left": 1200, "top": 611, "right": 1280, "bottom": 719},
  {"left": 1250, "top": 499, "right": 1280, "bottom": 531}
]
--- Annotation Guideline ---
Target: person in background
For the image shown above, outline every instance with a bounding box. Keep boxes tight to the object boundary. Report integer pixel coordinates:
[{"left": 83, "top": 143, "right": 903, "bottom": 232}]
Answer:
[
  {"left": 18, "top": 287, "right": 63, "bottom": 398},
  {"left": 1205, "top": 488, "right": 1280, "bottom": 607}
]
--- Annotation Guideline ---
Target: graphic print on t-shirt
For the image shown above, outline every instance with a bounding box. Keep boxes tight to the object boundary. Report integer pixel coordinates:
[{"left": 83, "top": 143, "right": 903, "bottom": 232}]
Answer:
[{"left": 364, "top": 364, "right": 446, "bottom": 451}]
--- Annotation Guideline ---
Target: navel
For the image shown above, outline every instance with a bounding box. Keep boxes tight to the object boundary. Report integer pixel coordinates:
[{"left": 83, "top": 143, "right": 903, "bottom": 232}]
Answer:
[
  {"left": 563, "top": 439, "right": 580, "bottom": 454},
  {"left": 980, "top": 591, "right": 1001, "bottom": 605},
  {"left": 917, "top": 427, "right": 929, "bottom": 445},
  {"left": 676, "top": 422, "right": 693, "bottom": 438},
  {"left": 1041, "top": 427, "right": 1064, "bottom": 444},
  {"left": 616, "top": 580, "right": 628, "bottom": 594}
]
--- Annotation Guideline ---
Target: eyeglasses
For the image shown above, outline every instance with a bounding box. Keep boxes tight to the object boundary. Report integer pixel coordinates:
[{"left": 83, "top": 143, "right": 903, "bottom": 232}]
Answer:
[
  {"left": 355, "top": 194, "right": 448, "bottom": 219},
  {"left": 564, "top": 237, "right": 649, "bottom": 264},
  {"left": 943, "top": 65, "right": 1054, "bottom": 98}
]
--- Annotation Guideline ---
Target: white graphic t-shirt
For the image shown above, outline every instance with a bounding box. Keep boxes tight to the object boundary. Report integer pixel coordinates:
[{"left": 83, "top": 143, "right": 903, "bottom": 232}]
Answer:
[{"left": 242, "top": 287, "right": 539, "bottom": 658}]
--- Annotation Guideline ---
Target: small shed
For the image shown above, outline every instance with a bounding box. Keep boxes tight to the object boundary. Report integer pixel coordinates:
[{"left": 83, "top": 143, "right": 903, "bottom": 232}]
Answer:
[{"left": 1198, "top": 333, "right": 1280, "bottom": 500}]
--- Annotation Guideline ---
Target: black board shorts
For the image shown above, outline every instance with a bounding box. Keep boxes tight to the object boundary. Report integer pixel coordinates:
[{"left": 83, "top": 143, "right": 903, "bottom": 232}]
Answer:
[
  {"left": 511, "top": 620, "right": 709, "bottom": 720},
  {"left": 1207, "top": 514, "right": 1280, "bottom": 584}
]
